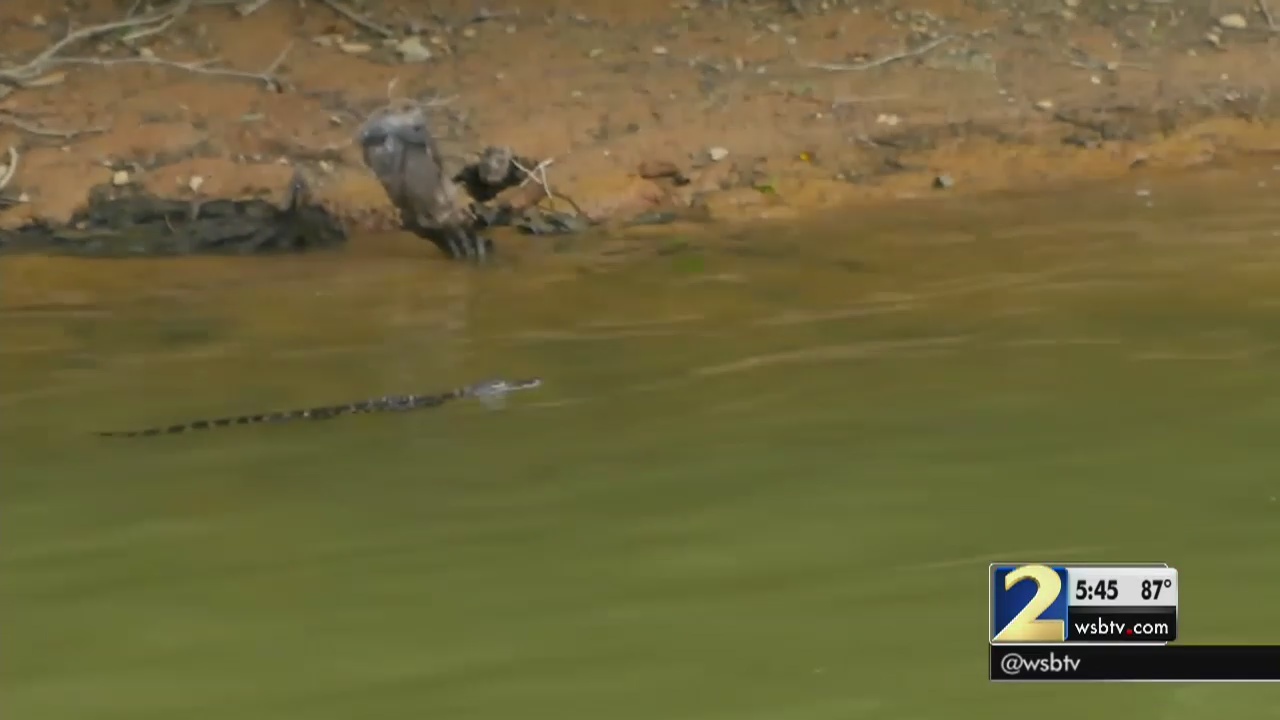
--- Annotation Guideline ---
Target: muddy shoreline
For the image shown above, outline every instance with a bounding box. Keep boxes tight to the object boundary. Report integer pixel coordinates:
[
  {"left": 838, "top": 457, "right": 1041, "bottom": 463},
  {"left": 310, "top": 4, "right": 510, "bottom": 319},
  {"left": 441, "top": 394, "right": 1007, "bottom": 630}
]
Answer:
[{"left": 0, "top": 0, "right": 1278, "bottom": 257}]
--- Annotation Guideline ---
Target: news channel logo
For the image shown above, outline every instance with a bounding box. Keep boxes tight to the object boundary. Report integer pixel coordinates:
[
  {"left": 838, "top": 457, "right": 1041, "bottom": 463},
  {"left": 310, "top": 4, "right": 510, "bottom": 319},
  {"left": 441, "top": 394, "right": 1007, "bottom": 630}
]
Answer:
[{"left": 990, "top": 564, "right": 1068, "bottom": 643}]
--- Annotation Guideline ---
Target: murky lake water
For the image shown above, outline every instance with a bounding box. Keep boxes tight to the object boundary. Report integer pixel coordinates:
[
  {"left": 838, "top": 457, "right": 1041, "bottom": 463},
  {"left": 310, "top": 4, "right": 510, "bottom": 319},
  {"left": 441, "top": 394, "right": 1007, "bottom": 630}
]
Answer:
[{"left": 5, "top": 167, "right": 1280, "bottom": 718}]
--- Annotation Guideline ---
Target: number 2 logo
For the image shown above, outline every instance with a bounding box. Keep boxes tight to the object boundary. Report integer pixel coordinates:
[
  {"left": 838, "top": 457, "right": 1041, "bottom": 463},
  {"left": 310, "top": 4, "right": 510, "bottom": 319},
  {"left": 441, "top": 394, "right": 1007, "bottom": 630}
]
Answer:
[{"left": 993, "top": 565, "right": 1066, "bottom": 642}]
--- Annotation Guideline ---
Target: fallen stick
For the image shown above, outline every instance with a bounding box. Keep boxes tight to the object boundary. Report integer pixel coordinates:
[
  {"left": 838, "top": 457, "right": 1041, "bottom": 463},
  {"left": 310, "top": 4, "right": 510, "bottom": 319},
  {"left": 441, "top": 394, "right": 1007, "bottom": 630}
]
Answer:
[{"left": 803, "top": 34, "right": 956, "bottom": 72}]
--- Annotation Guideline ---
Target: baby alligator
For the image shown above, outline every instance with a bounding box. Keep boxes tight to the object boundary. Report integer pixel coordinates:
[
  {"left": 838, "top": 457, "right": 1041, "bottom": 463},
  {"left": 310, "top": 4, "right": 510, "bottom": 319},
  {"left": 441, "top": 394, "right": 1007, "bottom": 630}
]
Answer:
[{"left": 96, "top": 378, "right": 542, "bottom": 438}]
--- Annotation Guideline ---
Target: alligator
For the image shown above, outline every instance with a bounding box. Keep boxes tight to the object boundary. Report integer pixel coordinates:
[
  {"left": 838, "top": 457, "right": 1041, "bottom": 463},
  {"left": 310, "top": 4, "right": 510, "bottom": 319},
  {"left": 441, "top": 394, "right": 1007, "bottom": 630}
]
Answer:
[{"left": 96, "top": 378, "right": 542, "bottom": 438}]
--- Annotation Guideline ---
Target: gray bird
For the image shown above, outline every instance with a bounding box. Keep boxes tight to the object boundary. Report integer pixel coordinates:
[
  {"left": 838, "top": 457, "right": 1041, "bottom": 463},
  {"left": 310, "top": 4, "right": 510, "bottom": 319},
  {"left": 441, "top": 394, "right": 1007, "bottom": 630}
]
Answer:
[{"left": 357, "top": 102, "right": 490, "bottom": 260}]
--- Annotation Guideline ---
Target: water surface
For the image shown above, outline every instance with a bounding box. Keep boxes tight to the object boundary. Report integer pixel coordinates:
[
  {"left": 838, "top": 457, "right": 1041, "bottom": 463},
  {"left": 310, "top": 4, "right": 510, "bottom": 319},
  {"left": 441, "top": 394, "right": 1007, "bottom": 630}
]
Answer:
[{"left": 5, "top": 167, "right": 1280, "bottom": 718}]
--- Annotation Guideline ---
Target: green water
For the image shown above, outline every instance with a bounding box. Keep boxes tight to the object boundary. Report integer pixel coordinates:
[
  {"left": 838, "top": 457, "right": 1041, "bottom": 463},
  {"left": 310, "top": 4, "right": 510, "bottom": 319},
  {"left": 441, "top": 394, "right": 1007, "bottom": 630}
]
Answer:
[{"left": 5, "top": 171, "right": 1280, "bottom": 717}]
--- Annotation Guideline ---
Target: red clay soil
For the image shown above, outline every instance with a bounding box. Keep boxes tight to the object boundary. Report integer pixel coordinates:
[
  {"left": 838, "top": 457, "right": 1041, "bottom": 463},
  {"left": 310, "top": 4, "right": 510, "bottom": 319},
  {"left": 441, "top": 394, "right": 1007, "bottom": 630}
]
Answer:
[{"left": 1, "top": 0, "right": 1279, "bottom": 233}]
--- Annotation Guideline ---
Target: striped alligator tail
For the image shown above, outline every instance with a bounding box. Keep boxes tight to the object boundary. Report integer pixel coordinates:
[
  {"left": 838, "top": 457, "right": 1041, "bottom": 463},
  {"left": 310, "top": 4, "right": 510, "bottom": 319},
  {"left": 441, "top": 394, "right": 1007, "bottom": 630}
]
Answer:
[{"left": 96, "top": 378, "right": 542, "bottom": 438}]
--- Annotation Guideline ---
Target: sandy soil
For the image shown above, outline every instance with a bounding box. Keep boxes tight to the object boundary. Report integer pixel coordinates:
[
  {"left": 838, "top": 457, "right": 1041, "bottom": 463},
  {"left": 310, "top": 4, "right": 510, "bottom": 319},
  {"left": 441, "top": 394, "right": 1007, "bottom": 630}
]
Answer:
[{"left": 1, "top": 0, "right": 1279, "bottom": 234}]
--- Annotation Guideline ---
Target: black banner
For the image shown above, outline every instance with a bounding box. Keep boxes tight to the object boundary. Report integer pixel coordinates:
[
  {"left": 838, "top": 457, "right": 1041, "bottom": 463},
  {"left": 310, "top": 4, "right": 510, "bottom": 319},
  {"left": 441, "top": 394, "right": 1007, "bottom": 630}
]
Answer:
[
  {"left": 991, "top": 645, "right": 1280, "bottom": 681},
  {"left": 1066, "top": 606, "right": 1177, "bottom": 643}
]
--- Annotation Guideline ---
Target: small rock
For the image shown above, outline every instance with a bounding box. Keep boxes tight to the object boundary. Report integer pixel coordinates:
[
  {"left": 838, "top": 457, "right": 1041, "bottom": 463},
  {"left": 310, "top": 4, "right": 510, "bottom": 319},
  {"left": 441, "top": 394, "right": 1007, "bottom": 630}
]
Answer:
[
  {"left": 17, "top": 192, "right": 29, "bottom": 203},
  {"left": 708, "top": 146, "right": 729, "bottom": 162},
  {"left": 138, "top": 47, "right": 156, "bottom": 59},
  {"left": 1034, "top": 99, "right": 1054, "bottom": 111},
  {"left": 111, "top": 170, "right": 131, "bottom": 186},
  {"left": 933, "top": 174, "right": 954, "bottom": 189},
  {"left": 395, "top": 36, "right": 432, "bottom": 62},
  {"left": 461, "top": 27, "right": 477, "bottom": 38},
  {"left": 652, "top": 45, "right": 669, "bottom": 55},
  {"left": 339, "top": 41, "right": 373, "bottom": 54},
  {"left": 1218, "top": 13, "right": 1248, "bottom": 29},
  {"left": 188, "top": 175, "right": 205, "bottom": 193},
  {"left": 1206, "top": 32, "right": 1222, "bottom": 48},
  {"left": 1016, "top": 22, "right": 1043, "bottom": 38},
  {"left": 1063, "top": 0, "right": 1079, "bottom": 6},
  {"left": 505, "top": 24, "right": 516, "bottom": 34},
  {"left": 31, "top": 14, "right": 46, "bottom": 27},
  {"left": 588, "top": 48, "right": 604, "bottom": 58}
]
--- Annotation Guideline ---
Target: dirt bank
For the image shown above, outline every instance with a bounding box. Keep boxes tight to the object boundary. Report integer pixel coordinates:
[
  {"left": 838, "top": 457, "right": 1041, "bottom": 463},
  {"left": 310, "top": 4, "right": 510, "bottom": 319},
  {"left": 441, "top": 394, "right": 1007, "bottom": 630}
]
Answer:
[{"left": 1, "top": 0, "right": 1279, "bottom": 242}]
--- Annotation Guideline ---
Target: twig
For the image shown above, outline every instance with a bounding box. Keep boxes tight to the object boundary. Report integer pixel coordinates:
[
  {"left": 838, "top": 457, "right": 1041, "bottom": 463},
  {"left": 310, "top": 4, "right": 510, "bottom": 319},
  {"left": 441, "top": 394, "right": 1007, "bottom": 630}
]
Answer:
[
  {"left": 0, "top": 1, "right": 191, "bottom": 86},
  {"left": 49, "top": 43, "right": 293, "bottom": 92},
  {"left": 266, "top": 120, "right": 354, "bottom": 160},
  {"left": 833, "top": 94, "right": 909, "bottom": 105},
  {"left": 356, "top": 91, "right": 459, "bottom": 126},
  {"left": 510, "top": 157, "right": 588, "bottom": 217},
  {"left": 512, "top": 157, "right": 555, "bottom": 200},
  {"left": 803, "top": 34, "right": 956, "bottom": 72},
  {"left": 470, "top": 7, "right": 522, "bottom": 23},
  {"left": 1260, "top": 0, "right": 1279, "bottom": 30},
  {"left": 236, "top": 0, "right": 275, "bottom": 17},
  {"left": 0, "top": 112, "right": 110, "bottom": 138},
  {"left": 122, "top": 0, "right": 193, "bottom": 43},
  {"left": 319, "top": 0, "right": 395, "bottom": 37},
  {"left": 0, "top": 147, "right": 19, "bottom": 192}
]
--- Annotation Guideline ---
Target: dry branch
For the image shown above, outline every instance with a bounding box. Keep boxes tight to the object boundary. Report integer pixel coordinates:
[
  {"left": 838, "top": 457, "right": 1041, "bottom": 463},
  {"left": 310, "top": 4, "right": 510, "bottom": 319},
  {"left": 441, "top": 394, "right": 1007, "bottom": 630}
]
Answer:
[
  {"left": 0, "top": 112, "right": 109, "bottom": 139},
  {"left": 49, "top": 43, "right": 293, "bottom": 92},
  {"left": 0, "top": 0, "right": 192, "bottom": 87},
  {"left": 0, "top": 0, "right": 290, "bottom": 96}
]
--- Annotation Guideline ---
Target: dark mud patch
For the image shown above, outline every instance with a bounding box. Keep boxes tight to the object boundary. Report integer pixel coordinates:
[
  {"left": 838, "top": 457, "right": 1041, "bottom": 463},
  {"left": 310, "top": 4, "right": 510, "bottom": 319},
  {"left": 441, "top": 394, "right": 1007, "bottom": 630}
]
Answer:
[{"left": 0, "top": 176, "right": 345, "bottom": 257}]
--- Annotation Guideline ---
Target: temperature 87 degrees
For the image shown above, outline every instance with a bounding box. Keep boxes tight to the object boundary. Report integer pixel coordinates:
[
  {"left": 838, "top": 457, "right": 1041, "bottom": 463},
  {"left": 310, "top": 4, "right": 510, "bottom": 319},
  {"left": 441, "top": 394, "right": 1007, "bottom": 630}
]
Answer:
[
  {"left": 1142, "top": 577, "right": 1172, "bottom": 601},
  {"left": 1067, "top": 566, "right": 1179, "bottom": 608}
]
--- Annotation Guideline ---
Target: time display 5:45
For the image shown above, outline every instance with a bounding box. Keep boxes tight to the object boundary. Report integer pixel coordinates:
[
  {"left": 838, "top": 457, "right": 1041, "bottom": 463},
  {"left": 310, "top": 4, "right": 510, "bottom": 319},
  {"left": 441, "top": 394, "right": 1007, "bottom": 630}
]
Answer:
[{"left": 1075, "top": 578, "right": 1118, "bottom": 601}]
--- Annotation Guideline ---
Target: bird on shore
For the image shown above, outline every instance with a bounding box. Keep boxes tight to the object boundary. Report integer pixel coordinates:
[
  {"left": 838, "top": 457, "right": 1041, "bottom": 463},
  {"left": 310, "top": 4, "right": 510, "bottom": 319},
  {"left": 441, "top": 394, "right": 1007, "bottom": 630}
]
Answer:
[{"left": 357, "top": 101, "right": 491, "bottom": 260}]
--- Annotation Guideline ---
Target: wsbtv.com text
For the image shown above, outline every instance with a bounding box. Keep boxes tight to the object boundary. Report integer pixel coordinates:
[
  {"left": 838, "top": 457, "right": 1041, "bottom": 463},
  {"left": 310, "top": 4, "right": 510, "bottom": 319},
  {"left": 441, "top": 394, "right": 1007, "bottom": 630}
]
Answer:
[{"left": 1072, "top": 618, "right": 1170, "bottom": 641}]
